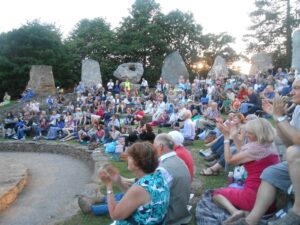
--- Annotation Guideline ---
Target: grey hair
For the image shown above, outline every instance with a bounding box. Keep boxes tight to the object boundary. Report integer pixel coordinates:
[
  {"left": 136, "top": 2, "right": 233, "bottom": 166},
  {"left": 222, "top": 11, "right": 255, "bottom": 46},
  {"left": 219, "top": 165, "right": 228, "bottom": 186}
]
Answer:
[{"left": 154, "top": 133, "right": 175, "bottom": 151}]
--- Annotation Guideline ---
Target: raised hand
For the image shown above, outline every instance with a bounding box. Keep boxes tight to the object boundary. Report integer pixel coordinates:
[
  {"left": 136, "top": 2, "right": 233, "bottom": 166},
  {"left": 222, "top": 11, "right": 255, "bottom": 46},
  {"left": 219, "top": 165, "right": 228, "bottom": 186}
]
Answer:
[
  {"left": 106, "top": 165, "right": 121, "bottom": 184},
  {"left": 272, "top": 95, "right": 286, "bottom": 117},
  {"left": 99, "top": 170, "right": 112, "bottom": 186},
  {"left": 262, "top": 99, "right": 273, "bottom": 115}
]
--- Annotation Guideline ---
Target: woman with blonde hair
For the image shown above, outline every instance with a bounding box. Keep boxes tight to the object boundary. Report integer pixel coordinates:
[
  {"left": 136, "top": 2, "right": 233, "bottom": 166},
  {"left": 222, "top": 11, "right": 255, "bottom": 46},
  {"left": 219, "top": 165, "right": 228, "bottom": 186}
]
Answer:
[{"left": 212, "top": 118, "right": 280, "bottom": 223}]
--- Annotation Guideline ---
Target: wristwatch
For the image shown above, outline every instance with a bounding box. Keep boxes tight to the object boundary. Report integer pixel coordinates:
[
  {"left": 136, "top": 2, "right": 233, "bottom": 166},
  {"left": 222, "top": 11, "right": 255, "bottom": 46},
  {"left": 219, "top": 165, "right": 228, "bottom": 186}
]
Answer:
[
  {"left": 107, "top": 190, "right": 113, "bottom": 195},
  {"left": 276, "top": 116, "right": 286, "bottom": 123}
]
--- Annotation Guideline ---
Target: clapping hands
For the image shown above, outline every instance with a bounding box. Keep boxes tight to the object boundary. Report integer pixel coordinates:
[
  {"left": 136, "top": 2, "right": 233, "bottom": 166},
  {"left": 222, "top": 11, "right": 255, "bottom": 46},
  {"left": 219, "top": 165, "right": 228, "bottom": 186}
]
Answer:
[
  {"left": 99, "top": 164, "right": 121, "bottom": 186},
  {"left": 262, "top": 94, "right": 286, "bottom": 118}
]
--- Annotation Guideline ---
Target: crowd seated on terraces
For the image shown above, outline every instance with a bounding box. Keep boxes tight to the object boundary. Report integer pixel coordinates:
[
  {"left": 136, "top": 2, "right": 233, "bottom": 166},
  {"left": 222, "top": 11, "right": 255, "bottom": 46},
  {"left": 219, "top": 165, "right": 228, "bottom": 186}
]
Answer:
[{"left": 1, "top": 67, "right": 299, "bottom": 224}]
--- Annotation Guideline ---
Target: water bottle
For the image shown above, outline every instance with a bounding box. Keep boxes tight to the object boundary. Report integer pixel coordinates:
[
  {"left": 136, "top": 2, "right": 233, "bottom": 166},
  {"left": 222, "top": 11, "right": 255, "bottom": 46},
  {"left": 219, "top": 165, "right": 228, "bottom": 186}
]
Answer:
[{"left": 227, "top": 171, "right": 234, "bottom": 185}]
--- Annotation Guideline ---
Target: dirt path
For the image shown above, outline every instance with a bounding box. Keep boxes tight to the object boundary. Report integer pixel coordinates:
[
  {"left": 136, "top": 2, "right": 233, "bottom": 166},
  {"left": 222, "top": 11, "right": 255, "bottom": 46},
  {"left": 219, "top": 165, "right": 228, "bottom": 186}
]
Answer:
[{"left": 0, "top": 152, "right": 92, "bottom": 225}]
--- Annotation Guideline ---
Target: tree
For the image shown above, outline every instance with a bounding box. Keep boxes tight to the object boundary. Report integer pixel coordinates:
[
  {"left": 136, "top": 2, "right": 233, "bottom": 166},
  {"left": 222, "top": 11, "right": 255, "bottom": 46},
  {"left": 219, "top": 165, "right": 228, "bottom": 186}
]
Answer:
[
  {"left": 244, "top": 0, "right": 300, "bottom": 68},
  {"left": 116, "top": 0, "right": 168, "bottom": 84},
  {"left": 0, "top": 20, "right": 72, "bottom": 98},
  {"left": 65, "top": 18, "right": 116, "bottom": 84},
  {"left": 162, "top": 10, "right": 205, "bottom": 66},
  {"left": 201, "top": 32, "right": 238, "bottom": 67}
]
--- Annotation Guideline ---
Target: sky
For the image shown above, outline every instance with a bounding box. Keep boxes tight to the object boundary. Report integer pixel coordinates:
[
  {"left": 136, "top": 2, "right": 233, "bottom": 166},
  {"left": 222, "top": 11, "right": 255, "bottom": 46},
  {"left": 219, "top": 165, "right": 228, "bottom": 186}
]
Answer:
[{"left": 1, "top": 0, "right": 255, "bottom": 53}]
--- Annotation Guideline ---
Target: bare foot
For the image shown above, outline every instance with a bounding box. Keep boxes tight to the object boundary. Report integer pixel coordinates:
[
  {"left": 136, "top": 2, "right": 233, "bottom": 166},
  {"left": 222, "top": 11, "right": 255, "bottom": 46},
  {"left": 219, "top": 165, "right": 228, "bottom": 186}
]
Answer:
[{"left": 223, "top": 210, "right": 246, "bottom": 224}]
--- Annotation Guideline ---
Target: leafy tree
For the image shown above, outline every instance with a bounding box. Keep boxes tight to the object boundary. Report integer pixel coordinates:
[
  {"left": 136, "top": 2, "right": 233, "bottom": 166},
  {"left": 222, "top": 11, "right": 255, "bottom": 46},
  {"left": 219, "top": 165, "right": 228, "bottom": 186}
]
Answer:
[
  {"left": 65, "top": 18, "right": 117, "bottom": 84},
  {"left": 244, "top": 0, "right": 300, "bottom": 68},
  {"left": 0, "top": 20, "right": 72, "bottom": 98},
  {"left": 162, "top": 10, "right": 205, "bottom": 66},
  {"left": 202, "top": 32, "right": 238, "bottom": 67},
  {"left": 116, "top": 0, "right": 168, "bottom": 84}
]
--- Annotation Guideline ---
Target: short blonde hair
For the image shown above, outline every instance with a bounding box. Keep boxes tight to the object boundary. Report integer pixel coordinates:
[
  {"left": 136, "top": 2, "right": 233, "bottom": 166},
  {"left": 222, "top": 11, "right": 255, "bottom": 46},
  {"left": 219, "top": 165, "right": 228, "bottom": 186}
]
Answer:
[{"left": 243, "top": 118, "right": 276, "bottom": 144}]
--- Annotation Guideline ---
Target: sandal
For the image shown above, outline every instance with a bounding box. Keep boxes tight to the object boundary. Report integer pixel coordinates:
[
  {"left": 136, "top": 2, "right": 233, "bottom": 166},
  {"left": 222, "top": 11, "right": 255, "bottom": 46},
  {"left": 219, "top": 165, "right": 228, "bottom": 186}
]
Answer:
[
  {"left": 200, "top": 167, "right": 219, "bottom": 176},
  {"left": 205, "top": 159, "right": 218, "bottom": 168}
]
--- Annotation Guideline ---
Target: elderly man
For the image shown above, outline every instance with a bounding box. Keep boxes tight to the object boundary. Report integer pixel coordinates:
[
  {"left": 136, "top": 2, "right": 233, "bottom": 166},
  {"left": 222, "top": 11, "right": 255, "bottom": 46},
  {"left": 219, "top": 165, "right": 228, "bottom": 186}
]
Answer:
[
  {"left": 154, "top": 133, "right": 191, "bottom": 225},
  {"left": 226, "top": 76, "right": 300, "bottom": 225}
]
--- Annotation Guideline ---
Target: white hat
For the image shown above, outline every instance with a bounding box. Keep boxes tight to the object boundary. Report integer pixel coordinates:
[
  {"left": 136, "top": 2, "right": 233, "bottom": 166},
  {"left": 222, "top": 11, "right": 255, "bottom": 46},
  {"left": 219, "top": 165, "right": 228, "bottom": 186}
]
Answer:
[{"left": 168, "top": 130, "right": 184, "bottom": 146}]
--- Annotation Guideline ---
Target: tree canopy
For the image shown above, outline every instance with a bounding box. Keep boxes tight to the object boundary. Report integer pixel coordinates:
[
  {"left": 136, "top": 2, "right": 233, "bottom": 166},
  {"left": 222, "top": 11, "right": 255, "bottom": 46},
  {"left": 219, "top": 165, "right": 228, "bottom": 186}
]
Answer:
[
  {"left": 0, "top": 0, "right": 240, "bottom": 98},
  {"left": 0, "top": 20, "right": 72, "bottom": 98},
  {"left": 244, "top": 0, "right": 300, "bottom": 68}
]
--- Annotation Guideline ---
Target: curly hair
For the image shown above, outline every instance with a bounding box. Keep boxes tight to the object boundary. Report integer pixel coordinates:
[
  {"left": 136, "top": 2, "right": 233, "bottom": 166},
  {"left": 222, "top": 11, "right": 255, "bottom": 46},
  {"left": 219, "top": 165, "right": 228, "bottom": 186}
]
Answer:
[{"left": 127, "top": 142, "right": 158, "bottom": 174}]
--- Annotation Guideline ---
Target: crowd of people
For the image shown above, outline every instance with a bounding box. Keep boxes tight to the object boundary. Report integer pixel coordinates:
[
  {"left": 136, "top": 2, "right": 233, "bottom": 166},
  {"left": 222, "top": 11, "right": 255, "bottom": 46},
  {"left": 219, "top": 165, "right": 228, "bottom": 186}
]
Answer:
[{"left": 1, "top": 66, "right": 300, "bottom": 225}]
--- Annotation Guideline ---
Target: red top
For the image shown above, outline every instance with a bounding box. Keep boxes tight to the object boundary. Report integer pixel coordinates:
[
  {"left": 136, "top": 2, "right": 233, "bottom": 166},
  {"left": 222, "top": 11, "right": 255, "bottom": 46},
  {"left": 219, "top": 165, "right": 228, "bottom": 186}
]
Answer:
[{"left": 174, "top": 146, "right": 194, "bottom": 180}]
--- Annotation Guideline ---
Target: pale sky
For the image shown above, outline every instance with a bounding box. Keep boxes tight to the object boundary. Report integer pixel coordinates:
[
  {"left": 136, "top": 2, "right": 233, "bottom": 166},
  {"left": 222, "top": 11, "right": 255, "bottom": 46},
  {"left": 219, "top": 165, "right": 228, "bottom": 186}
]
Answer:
[{"left": 1, "top": 0, "right": 255, "bottom": 53}]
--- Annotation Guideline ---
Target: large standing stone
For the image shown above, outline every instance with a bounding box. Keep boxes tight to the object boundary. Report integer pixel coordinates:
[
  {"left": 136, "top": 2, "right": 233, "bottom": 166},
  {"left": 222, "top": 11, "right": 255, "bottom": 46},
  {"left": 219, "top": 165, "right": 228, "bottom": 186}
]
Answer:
[
  {"left": 249, "top": 52, "right": 273, "bottom": 75},
  {"left": 113, "top": 63, "right": 144, "bottom": 84},
  {"left": 26, "top": 65, "right": 56, "bottom": 95},
  {"left": 81, "top": 59, "right": 102, "bottom": 87},
  {"left": 161, "top": 51, "right": 189, "bottom": 85},
  {"left": 207, "top": 56, "right": 229, "bottom": 80},
  {"left": 292, "top": 29, "right": 300, "bottom": 75}
]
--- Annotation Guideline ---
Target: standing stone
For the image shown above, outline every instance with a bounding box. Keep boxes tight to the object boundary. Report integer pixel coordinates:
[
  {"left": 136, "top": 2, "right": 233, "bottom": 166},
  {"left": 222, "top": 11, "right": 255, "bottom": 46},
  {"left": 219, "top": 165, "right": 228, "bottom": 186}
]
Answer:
[
  {"left": 292, "top": 29, "right": 300, "bottom": 76},
  {"left": 81, "top": 59, "right": 102, "bottom": 87},
  {"left": 161, "top": 51, "right": 189, "bottom": 85},
  {"left": 207, "top": 56, "right": 229, "bottom": 80},
  {"left": 113, "top": 63, "right": 144, "bottom": 84},
  {"left": 26, "top": 65, "right": 56, "bottom": 95},
  {"left": 249, "top": 52, "right": 273, "bottom": 75}
]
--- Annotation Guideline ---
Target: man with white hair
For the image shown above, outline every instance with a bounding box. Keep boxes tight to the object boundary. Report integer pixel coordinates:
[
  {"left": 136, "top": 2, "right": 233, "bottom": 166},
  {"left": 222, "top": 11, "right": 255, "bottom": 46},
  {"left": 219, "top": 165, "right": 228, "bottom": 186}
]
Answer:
[
  {"left": 168, "top": 130, "right": 194, "bottom": 179},
  {"left": 154, "top": 133, "right": 191, "bottom": 225}
]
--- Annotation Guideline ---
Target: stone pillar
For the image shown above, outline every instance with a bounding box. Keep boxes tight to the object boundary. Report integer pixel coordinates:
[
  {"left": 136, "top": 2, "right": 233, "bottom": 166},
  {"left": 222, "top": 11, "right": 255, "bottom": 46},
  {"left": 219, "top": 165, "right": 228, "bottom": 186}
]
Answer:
[
  {"left": 26, "top": 65, "right": 56, "bottom": 96},
  {"left": 161, "top": 51, "right": 189, "bottom": 85},
  {"left": 249, "top": 53, "right": 273, "bottom": 76},
  {"left": 81, "top": 59, "right": 102, "bottom": 88},
  {"left": 207, "top": 56, "right": 229, "bottom": 80},
  {"left": 292, "top": 29, "right": 300, "bottom": 76}
]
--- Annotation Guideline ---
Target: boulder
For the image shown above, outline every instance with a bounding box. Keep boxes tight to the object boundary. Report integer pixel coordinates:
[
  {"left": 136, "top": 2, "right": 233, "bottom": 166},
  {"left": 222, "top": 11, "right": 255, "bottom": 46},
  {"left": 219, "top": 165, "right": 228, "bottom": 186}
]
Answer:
[
  {"left": 81, "top": 59, "right": 102, "bottom": 87},
  {"left": 113, "top": 63, "right": 143, "bottom": 84},
  {"left": 292, "top": 29, "right": 300, "bottom": 76},
  {"left": 26, "top": 65, "right": 56, "bottom": 96},
  {"left": 207, "top": 56, "right": 229, "bottom": 80},
  {"left": 249, "top": 52, "right": 273, "bottom": 75},
  {"left": 161, "top": 51, "right": 189, "bottom": 85}
]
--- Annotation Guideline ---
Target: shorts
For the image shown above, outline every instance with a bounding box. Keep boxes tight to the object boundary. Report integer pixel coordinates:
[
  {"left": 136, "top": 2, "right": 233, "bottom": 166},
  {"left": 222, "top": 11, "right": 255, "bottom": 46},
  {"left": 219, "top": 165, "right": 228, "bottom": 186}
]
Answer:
[{"left": 260, "top": 161, "right": 291, "bottom": 192}]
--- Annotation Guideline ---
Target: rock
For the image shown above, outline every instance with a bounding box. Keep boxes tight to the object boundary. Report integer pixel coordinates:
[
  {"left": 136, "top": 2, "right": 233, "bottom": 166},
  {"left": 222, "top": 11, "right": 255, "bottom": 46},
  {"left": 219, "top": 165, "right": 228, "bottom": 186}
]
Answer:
[
  {"left": 0, "top": 158, "right": 28, "bottom": 212},
  {"left": 26, "top": 65, "right": 56, "bottom": 96},
  {"left": 292, "top": 29, "right": 300, "bottom": 76},
  {"left": 207, "top": 56, "right": 229, "bottom": 80},
  {"left": 81, "top": 59, "right": 102, "bottom": 88},
  {"left": 249, "top": 52, "right": 273, "bottom": 75},
  {"left": 113, "top": 63, "right": 144, "bottom": 84},
  {"left": 161, "top": 51, "right": 189, "bottom": 85}
]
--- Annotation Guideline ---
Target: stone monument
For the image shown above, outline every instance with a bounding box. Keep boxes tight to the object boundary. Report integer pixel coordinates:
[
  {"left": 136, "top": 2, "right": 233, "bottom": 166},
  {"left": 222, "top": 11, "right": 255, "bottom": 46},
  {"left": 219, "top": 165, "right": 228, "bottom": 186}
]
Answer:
[
  {"left": 292, "top": 29, "right": 300, "bottom": 76},
  {"left": 113, "top": 63, "right": 144, "bottom": 84},
  {"left": 81, "top": 59, "right": 102, "bottom": 87},
  {"left": 26, "top": 65, "right": 56, "bottom": 95},
  {"left": 161, "top": 51, "right": 189, "bottom": 85},
  {"left": 249, "top": 52, "right": 273, "bottom": 75},
  {"left": 207, "top": 56, "right": 229, "bottom": 80}
]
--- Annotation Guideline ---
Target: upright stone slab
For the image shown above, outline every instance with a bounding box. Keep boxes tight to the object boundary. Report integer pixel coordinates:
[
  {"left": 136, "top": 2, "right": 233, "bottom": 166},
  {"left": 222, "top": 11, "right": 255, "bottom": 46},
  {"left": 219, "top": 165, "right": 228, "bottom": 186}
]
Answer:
[
  {"left": 161, "top": 51, "right": 189, "bottom": 85},
  {"left": 26, "top": 65, "right": 56, "bottom": 95},
  {"left": 81, "top": 59, "right": 102, "bottom": 87},
  {"left": 207, "top": 56, "right": 229, "bottom": 80},
  {"left": 292, "top": 29, "right": 300, "bottom": 76},
  {"left": 113, "top": 63, "right": 143, "bottom": 84},
  {"left": 249, "top": 52, "right": 273, "bottom": 75}
]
